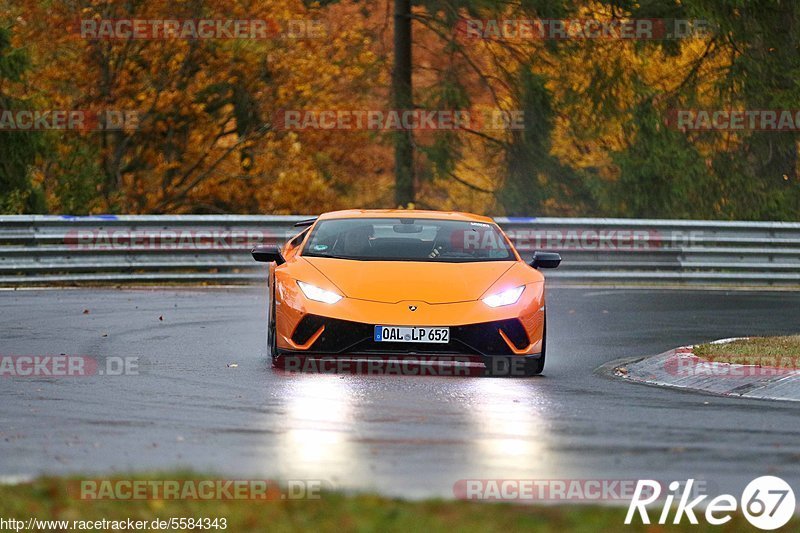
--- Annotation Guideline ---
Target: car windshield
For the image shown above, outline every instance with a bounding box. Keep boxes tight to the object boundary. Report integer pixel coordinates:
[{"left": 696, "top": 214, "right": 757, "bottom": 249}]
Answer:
[{"left": 302, "top": 218, "right": 514, "bottom": 262}]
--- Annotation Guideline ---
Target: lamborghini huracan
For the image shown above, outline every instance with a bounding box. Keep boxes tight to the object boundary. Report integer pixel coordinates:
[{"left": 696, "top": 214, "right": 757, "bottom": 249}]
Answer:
[{"left": 251, "top": 210, "right": 560, "bottom": 376}]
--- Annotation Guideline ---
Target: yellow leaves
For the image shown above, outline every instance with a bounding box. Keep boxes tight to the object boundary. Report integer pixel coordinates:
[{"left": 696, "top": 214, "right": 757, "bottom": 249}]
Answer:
[{"left": 14, "top": 0, "right": 388, "bottom": 213}]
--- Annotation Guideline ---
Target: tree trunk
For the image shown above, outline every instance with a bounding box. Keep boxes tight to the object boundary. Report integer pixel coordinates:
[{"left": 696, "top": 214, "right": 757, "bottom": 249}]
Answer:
[{"left": 392, "top": 0, "right": 414, "bottom": 206}]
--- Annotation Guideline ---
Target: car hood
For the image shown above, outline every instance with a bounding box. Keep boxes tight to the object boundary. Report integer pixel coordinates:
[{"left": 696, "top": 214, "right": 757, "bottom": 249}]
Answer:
[{"left": 301, "top": 257, "right": 516, "bottom": 304}]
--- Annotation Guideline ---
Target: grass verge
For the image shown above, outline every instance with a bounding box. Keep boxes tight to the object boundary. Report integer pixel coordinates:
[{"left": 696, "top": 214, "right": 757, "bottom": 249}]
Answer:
[
  {"left": 693, "top": 335, "right": 800, "bottom": 367},
  {"left": 0, "top": 475, "right": 791, "bottom": 532}
]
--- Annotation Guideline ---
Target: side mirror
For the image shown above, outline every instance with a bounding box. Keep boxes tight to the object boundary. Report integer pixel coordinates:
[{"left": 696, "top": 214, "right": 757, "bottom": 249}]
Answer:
[
  {"left": 252, "top": 245, "right": 285, "bottom": 264},
  {"left": 530, "top": 251, "right": 561, "bottom": 269}
]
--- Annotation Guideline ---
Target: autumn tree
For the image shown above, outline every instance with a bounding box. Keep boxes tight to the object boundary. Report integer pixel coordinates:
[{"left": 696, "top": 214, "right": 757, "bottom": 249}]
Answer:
[
  {"left": 0, "top": 24, "right": 46, "bottom": 213},
  {"left": 14, "top": 0, "right": 387, "bottom": 214}
]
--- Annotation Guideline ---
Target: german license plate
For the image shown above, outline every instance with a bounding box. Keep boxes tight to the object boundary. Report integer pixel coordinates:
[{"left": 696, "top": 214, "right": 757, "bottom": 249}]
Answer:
[{"left": 374, "top": 326, "right": 449, "bottom": 343}]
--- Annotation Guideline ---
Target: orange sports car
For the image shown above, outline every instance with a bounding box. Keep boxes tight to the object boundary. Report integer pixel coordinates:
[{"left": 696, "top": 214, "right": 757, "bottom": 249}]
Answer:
[{"left": 251, "top": 210, "right": 560, "bottom": 376}]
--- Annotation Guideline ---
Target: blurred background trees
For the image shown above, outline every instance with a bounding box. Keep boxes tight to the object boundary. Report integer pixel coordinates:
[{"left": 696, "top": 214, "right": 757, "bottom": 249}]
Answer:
[
  {"left": 0, "top": 25, "right": 45, "bottom": 212},
  {"left": 0, "top": 0, "right": 798, "bottom": 219}
]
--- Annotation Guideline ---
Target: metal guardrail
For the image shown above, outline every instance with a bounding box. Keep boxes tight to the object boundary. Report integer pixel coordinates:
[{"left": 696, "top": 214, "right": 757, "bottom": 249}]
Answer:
[{"left": 1, "top": 215, "right": 800, "bottom": 285}]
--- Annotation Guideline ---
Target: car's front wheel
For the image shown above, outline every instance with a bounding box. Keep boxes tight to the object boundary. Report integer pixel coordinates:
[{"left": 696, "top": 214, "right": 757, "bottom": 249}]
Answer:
[
  {"left": 529, "top": 312, "right": 547, "bottom": 375},
  {"left": 268, "top": 277, "right": 279, "bottom": 362},
  {"left": 485, "top": 312, "right": 546, "bottom": 377}
]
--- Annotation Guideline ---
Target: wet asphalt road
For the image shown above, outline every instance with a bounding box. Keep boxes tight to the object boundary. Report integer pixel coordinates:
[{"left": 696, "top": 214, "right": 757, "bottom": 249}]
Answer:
[{"left": 1, "top": 285, "right": 800, "bottom": 499}]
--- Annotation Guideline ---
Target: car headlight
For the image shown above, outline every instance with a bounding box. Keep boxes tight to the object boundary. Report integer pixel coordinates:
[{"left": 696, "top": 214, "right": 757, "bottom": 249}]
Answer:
[
  {"left": 482, "top": 285, "right": 525, "bottom": 308},
  {"left": 297, "top": 281, "right": 343, "bottom": 304}
]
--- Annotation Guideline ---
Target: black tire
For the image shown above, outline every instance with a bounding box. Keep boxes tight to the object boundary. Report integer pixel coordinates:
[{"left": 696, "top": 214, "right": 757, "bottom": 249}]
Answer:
[
  {"left": 268, "top": 275, "right": 279, "bottom": 363},
  {"left": 526, "top": 312, "right": 546, "bottom": 376},
  {"left": 485, "top": 311, "right": 546, "bottom": 377}
]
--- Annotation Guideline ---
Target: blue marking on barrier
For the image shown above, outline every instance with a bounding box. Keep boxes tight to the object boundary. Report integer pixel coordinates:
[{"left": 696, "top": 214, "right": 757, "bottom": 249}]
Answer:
[{"left": 60, "top": 215, "right": 119, "bottom": 220}]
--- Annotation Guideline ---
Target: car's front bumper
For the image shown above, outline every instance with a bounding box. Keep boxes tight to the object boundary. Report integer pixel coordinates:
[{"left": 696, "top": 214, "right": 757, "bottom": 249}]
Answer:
[
  {"left": 274, "top": 279, "right": 546, "bottom": 356},
  {"left": 282, "top": 314, "right": 538, "bottom": 356}
]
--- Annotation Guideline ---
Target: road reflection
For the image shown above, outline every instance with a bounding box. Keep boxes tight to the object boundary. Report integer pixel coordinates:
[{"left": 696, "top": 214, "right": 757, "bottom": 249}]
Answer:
[
  {"left": 275, "top": 375, "right": 357, "bottom": 481},
  {"left": 463, "top": 378, "right": 555, "bottom": 474},
  {"left": 270, "top": 371, "right": 557, "bottom": 493}
]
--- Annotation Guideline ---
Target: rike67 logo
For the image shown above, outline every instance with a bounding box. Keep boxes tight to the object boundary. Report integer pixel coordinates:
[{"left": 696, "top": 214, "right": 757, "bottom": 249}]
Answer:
[{"left": 626, "top": 476, "right": 795, "bottom": 530}]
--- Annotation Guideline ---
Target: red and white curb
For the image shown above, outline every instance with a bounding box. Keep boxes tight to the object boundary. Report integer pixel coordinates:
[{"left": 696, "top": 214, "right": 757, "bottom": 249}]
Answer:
[{"left": 613, "top": 339, "right": 800, "bottom": 402}]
